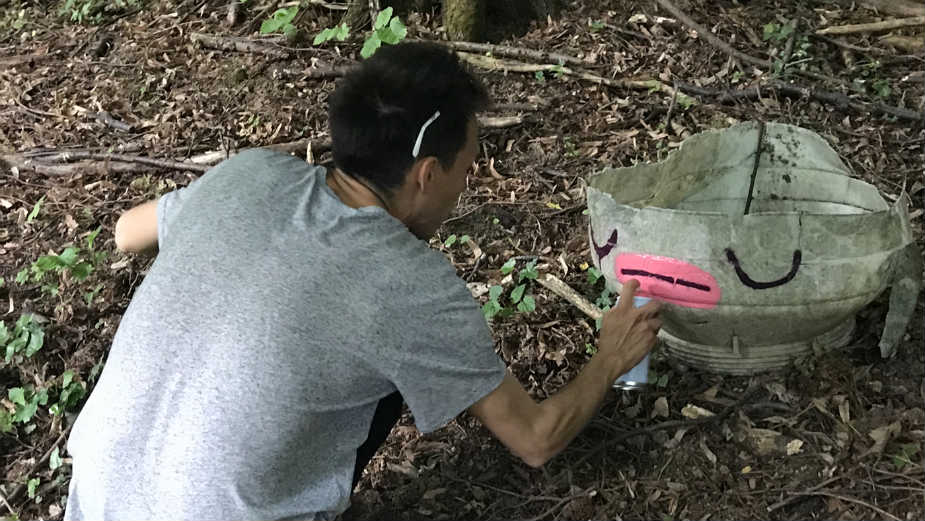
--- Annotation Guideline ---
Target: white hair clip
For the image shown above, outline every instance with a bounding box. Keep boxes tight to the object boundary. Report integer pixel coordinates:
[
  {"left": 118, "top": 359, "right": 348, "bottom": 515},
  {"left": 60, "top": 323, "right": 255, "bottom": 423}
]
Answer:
[{"left": 412, "top": 110, "right": 441, "bottom": 158}]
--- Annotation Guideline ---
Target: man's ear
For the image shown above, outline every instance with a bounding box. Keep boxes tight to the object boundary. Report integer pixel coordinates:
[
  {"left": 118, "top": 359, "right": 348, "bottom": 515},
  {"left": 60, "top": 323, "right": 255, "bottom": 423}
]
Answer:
[{"left": 410, "top": 156, "right": 442, "bottom": 194}]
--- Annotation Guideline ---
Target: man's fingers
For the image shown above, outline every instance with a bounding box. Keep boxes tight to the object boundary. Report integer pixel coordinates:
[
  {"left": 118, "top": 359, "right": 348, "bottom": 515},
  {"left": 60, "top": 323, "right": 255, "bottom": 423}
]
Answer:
[
  {"left": 638, "top": 300, "right": 661, "bottom": 317},
  {"left": 617, "top": 279, "right": 639, "bottom": 310},
  {"left": 648, "top": 318, "right": 662, "bottom": 332}
]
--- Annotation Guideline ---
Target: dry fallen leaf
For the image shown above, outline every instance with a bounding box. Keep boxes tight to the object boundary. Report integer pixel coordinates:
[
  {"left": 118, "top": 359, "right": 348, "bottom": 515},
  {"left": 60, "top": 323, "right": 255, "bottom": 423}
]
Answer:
[
  {"left": 681, "top": 404, "right": 715, "bottom": 419},
  {"left": 866, "top": 421, "right": 902, "bottom": 456},
  {"left": 663, "top": 427, "right": 690, "bottom": 449},
  {"left": 652, "top": 396, "right": 670, "bottom": 418},
  {"left": 699, "top": 436, "right": 717, "bottom": 464},
  {"left": 786, "top": 439, "right": 804, "bottom": 456}
]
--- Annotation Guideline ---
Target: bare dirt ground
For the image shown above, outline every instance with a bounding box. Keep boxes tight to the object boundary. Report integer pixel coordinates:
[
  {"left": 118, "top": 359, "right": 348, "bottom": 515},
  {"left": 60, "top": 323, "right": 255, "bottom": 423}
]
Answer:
[{"left": 1, "top": 1, "right": 923, "bottom": 520}]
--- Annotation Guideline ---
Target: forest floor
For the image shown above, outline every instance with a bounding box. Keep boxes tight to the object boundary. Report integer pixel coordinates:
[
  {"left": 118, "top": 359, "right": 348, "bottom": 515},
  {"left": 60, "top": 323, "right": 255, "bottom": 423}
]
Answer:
[{"left": 1, "top": 0, "right": 923, "bottom": 520}]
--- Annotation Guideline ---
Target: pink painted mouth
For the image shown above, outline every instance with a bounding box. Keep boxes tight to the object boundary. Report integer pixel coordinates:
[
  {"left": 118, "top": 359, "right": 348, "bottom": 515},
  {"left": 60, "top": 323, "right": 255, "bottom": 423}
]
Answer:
[{"left": 614, "top": 253, "right": 721, "bottom": 309}]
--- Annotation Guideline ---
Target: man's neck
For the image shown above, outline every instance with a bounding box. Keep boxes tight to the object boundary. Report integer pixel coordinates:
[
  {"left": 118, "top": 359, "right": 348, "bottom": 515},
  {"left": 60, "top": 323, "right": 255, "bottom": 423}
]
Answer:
[{"left": 326, "top": 169, "right": 389, "bottom": 211}]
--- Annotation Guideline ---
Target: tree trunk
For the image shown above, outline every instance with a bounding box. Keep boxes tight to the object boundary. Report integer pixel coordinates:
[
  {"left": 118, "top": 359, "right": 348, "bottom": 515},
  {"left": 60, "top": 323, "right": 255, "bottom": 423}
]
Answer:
[{"left": 444, "top": 0, "right": 486, "bottom": 41}]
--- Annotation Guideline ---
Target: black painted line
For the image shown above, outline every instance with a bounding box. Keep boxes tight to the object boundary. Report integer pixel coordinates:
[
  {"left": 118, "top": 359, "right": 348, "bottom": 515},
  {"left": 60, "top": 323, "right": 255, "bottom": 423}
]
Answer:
[
  {"left": 725, "top": 248, "right": 802, "bottom": 290},
  {"left": 675, "top": 279, "right": 712, "bottom": 292},
  {"left": 591, "top": 229, "right": 619, "bottom": 260}
]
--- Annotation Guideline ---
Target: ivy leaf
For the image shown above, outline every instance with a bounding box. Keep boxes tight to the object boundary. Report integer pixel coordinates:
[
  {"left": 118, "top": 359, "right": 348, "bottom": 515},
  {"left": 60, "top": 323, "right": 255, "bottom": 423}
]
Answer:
[
  {"left": 0, "top": 321, "right": 9, "bottom": 346},
  {"left": 86, "top": 227, "right": 102, "bottom": 250},
  {"left": 16, "top": 268, "right": 29, "bottom": 284},
  {"left": 374, "top": 7, "right": 393, "bottom": 30},
  {"left": 443, "top": 234, "right": 457, "bottom": 248},
  {"left": 500, "top": 258, "right": 516, "bottom": 275},
  {"left": 8, "top": 387, "right": 25, "bottom": 406},
  {"left": 49, "top": 447, "right": 62, "bottom": 470},
  {"left": 260, "top": 6, "right": 298, "bottom": 34},
  {"left": 481, "top": 300, "right": 502, "bottom": 319},
  {"left": 517, "top": 295, "right": 536, "bottom": 313},
  {"left": 58, "top": 247, "right": 80, "bottom": 267},
  {"left": 488, "top": 285, "right": 503, "bottom": 301},
  {"left": 518, "top": 260, "right": 538, "bottom": 281},
  {"left": 510, "top": 284, "right": 526, "bottom": 304},
  {"left": 587, "top": 267, "right": 603, "bottom": 285},
  {"left": 0, "top": 410, "right": 12, "bottom": 433},
  {"left": 71, "top": 261, "right": 94, "bottom": 281},
  {"left": 361, "top": 33, "right": 382, "bottom": 59},
  {"left": 26, "top": 196, "right": 45, "bottom": 224},
  {"left": 27, "top": 478, "right": 39, "bottom": 499},
  {"left": 336, "top": 23, "right": 350, "bottom": 40},
  {"left": 62, "top": 370, "right": 74, "bottom": 388},
  {"left": 25, "top": 327, "right": 43, "bottom": 357}
]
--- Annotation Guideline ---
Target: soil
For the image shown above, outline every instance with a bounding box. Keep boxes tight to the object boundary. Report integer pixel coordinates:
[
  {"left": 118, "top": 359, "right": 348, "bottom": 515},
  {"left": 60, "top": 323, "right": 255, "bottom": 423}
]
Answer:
[{"left": 1, "top": 1, "right": 923, "bottom": 520}]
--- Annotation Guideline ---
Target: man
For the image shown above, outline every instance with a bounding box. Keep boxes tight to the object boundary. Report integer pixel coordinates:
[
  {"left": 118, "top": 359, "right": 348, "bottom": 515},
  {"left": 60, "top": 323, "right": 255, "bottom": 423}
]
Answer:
[{"left": 65, "top": 42, "right": 660, "bottom": 520}]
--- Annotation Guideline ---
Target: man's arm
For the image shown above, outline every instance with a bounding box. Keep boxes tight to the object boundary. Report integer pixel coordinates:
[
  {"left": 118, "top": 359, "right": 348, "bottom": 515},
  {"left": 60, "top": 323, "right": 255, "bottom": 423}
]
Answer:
[
  {"left": 114, "top": 200, "right": 159, "bottom": 253},
  {"left": 469, "top": 280, "right": 660, "bottom": 467}
]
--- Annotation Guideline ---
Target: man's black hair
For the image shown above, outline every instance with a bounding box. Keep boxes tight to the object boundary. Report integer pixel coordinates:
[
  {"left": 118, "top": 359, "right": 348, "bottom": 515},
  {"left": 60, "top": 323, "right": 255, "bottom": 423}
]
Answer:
[{"left": 328, "top": 42, "right": 490, "bottom": 193}]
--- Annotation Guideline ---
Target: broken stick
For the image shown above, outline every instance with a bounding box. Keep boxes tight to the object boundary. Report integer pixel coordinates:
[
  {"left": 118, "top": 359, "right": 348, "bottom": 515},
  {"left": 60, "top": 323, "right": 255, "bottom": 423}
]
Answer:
[
  {"left": 816, "top": 16, "right": 925, "bottom": 35},
  {"left": 536, "top": 274, "right": 603, "bottom": 321},
  {"left": 190, "top": 32, "right": 290, "bottom": 59}
]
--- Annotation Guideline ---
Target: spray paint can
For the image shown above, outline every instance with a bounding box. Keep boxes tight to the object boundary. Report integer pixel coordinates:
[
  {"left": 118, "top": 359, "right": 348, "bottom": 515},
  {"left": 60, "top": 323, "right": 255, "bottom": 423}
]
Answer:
[{"left": 613, "top": 296, "right": 652, "bottom": 391}]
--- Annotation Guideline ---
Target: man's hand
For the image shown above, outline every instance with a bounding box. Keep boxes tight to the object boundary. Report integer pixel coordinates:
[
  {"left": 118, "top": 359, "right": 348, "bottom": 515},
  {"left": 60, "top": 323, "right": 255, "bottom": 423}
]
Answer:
[
  {"left": 469, "top": 279, "right": 660, "bottom": 468},
  {"left": 597, "top": 279, "right": 662, "bottom": 381},
  {"left": 114, "top": 200, "right": 159, "bottom": 253}
]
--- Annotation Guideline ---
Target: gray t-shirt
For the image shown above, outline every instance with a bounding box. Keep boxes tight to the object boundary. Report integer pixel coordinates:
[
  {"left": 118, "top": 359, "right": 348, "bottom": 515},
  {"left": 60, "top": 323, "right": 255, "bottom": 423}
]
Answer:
[{"left": 64, "top": 149, "right": 506, "bottom": 520}]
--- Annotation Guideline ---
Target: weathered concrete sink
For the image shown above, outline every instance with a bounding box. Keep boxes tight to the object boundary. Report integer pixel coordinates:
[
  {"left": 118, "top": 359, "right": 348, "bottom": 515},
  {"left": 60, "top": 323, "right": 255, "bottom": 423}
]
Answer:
[{"left": 587, "top": 121, "right": 922, "bottom": 374}]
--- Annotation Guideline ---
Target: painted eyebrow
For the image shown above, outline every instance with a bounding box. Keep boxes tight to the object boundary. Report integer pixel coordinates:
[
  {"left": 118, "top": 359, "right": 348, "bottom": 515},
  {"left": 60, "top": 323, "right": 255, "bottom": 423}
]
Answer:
[{"left": 619, "top": 269, "right": 712, "bottom": 292}]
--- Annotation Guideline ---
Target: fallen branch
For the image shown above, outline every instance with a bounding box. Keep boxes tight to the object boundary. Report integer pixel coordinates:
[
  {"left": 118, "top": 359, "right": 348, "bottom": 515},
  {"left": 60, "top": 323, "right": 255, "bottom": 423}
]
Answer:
[
  {"left": 536, "top": 274, "right": 602, "bottom": 321},
  {"left": 862, "top": 0, "right": 925, "bottom": 17},
  {"left": 457, "top": 52, "right": 691, "bottom": 103},
  {"left": 93, "top": 111, "right": 133, "bottom": 132},
  {"left": 429, "top": 39, "right": 594, "bottom": 68},
  {"left": 653, "top": 0, "right": 770, "bottom": 69},
  {"left": 676, "top": 80, "right": 924, "bottom": 123},
  {"left": 574, "top": 385, "right": 764, "bottom": 467},
  {"left": 6, "top": 426, "right": 72, "bottom": 506},
  {"left": 478, "top": 115, "right": 524, "bottom": 129},
  {"left": 190, "top": 32, "right": 290, "bottom": 59},
  {"left": 776, "top": 490, "right": 903, "bottom": 521},
  {"left": 816, "top": 16, "right": 925, "bottom": 35},
  {"left": 2, "top": 156, "right": 154, "bottom": 176},
  {"left": 653, "top": 0, "right": 846, "bottom": 86},
  {"left": 880, "top": 34, "right": 924, "bottom": 52}
]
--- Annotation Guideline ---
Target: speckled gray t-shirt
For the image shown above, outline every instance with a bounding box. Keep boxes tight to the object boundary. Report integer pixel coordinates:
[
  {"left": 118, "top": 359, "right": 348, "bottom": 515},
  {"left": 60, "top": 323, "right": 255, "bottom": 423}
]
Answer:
[{"left": 64, "top": 149, "right": 505, "bottom": 520}]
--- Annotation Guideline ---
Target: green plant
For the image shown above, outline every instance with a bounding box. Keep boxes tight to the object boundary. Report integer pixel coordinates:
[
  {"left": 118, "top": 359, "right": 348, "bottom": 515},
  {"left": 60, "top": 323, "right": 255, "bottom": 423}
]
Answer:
[
  {"left": 1, "top": 313, "right": 44, "bottom": 364},
  {"left": 16, "top": 227, "right": 105, "bottom": 297},
  {"left": 534, "top": 70, "right": 546, "bottom": 83},
  {"left": 551, "top": 62, "right": 565, "bottom": 79},
  {"left": 762, "top": 22, "right": 793, "bottom": 42},
  {"left": 313, "top": 21, "right": 350, "bottom": 45},
  {"left": 59, "top": 0, "right": 138, "bottom": 24},
  {"left": 27, "top": 478, "right": 39, "bottom": 500},
  {"left": 891, "top": 442, "right": 920, "bottom": 469},
  {"left": 361, "top": 7, "right": 407, "bottom": 58},
  {"left": 48, "top": 370, "right": 86, "bottom": 416},
  {"left": 260, "top": 5, "right": 299, "bottom": 36},
  {"left": 589, "top": 20, "right": 604, "bottom": 32},
  {"left": 7, "top": 385, "right": 49, "bottom": 426},
  {"left": 563, "top": 137, "right": 579, "bottom": 157},
  {"left": 443, "top": 234, "right": 470, "bottom": 248},
  {"left": 584, "top": 342, "right": 597, "bottom": 355},
  {"left": 26, "top": 195, "right": 44, "bottom": 224},
  {"left": 481, "top": 259, "right": 539, "bottom": 319}
]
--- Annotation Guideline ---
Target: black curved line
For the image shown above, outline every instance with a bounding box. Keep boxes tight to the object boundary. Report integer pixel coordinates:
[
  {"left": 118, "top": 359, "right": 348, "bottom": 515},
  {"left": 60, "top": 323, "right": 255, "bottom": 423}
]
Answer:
[
  {"left": 725, "top": 249, "right": 802, "bottom": 289},
  {"left": 591, "top": 229, "right": 619, "bottom": 260}
]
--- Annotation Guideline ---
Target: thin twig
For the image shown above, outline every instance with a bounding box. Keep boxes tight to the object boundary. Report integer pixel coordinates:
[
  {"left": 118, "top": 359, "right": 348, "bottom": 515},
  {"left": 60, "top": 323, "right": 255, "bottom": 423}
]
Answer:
[
  {"left": 783, "top": 491, "right": 903, "bottom": 521},
  {"left": 574, "top": 385, "right": 763, "bottom": 467},
  {"left": 428, "top": 39, "right": 594, "bottom": 68},
  {"left": 817, "top": 16, "right": 925, "bottom": 35},
  {"left": 536, "top": 274, "right": 601, "bottom": 321},
  {"left": 191, "top": 32, "right": 290, "bottom": 59},
  {"left": 765, "top": 475, "right": 844, "bottom": 512},
  {"left": 779, "top": 19, "right": 799, "bottom": 70},
  {"left": 675, "top": 80, "right": 924, "bottom": 123},
  {"left": 6, "top": 426, "right": 72, "bottom": 505},
  {"left": 457, "top": 52, "right": 687, "bottom": 101}
]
